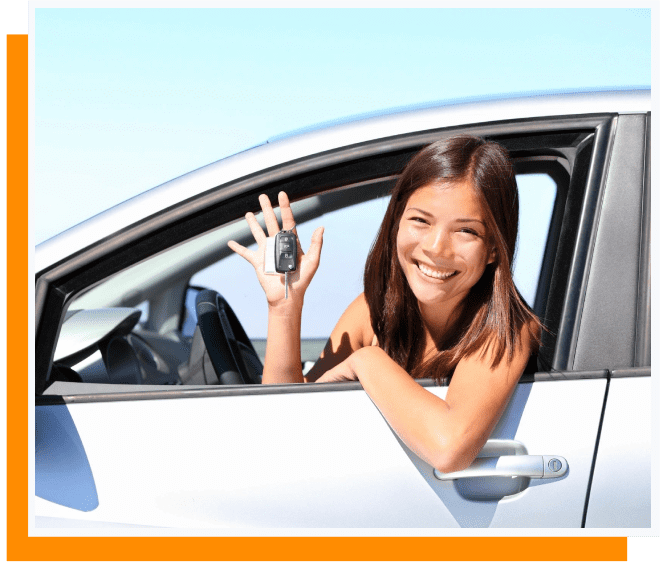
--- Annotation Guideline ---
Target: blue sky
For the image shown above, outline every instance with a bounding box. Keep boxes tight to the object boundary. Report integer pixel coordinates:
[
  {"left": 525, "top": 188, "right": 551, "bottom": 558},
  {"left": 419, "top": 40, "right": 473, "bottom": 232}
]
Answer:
[{"left": 34, "top": 8, "right": 651, "bottom": 243}]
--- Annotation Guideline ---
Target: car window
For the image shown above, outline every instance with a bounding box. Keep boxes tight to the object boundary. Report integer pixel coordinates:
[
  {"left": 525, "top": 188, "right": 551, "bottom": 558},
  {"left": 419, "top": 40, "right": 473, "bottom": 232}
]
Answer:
[
  {"left": 46, "top": 171, "right": 558, "bottom": 395},
  {"left": 190, "top": 173, "right": 557, "bottom": 362}
]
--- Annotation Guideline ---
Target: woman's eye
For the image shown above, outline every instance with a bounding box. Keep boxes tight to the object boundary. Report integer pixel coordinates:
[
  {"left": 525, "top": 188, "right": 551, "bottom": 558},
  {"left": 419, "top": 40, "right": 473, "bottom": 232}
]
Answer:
[
  {"left": 459, "top": 228, "right": 479, "bottom": 236},
  {"left": 409, "top": 216, "right": 428, "bottom": 224}
]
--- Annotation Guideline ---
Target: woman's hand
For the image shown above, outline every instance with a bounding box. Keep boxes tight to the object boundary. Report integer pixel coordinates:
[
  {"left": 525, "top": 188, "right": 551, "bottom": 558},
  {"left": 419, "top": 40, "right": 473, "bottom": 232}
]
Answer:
[{"left": 228, "top": 191, "right": 324, "bottom": 308}]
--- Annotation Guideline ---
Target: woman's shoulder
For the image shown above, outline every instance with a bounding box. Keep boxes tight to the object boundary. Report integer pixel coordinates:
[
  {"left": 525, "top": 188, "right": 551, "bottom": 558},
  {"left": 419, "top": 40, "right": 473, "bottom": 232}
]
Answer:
[
  {"left": 522, "top": 314, "right": 542, "bottom": 351},
  {"left": 341, "top": 293, "right": 377, "bottom": 348},
  {"left": 487, "top": 315, "right": 541, "bottom": 367},
  {"left": 455, "top": 314, "right": 539, "bottom": 366}
]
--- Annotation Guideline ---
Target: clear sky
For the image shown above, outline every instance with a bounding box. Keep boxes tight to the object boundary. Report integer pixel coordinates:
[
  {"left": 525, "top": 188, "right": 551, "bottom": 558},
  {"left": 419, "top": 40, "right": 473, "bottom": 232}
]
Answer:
[{"left": 34, "top": 7, "right": 651, "bottom": 243}]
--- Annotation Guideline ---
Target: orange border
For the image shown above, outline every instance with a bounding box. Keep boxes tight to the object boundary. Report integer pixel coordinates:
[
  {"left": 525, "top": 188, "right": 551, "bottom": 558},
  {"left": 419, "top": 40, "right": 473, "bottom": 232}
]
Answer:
[
  {"left": 9, "top": 33, "right": 628, "bottom": 561},
  {"left": 7, "top": 33, "right": 29, "bottom": 560}
]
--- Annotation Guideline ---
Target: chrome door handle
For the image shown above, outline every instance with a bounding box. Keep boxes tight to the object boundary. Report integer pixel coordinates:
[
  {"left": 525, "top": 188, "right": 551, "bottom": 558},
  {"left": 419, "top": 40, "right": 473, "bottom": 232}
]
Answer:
[{"left": 433, "top": 442, "right": 568, "bottom": 481}]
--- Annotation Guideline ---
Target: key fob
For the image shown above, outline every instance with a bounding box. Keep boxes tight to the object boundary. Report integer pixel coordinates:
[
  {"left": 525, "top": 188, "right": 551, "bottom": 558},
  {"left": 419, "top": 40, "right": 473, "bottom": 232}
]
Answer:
[{"left": 275, "top": 230, "right": 297, "bottom": 273}]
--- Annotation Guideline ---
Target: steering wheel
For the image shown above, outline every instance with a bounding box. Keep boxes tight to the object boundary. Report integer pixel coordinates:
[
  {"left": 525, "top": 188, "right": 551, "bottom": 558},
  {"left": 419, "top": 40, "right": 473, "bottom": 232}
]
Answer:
[{"left": 195, "top": 289, "right": 263, "bottom": 384}]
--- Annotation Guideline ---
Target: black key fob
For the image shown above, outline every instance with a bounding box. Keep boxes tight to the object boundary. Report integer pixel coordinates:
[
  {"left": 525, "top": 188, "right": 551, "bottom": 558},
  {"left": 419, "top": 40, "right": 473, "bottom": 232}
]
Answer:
[{"left": 275, "top": 230, "right": 297, "bottom": 273}]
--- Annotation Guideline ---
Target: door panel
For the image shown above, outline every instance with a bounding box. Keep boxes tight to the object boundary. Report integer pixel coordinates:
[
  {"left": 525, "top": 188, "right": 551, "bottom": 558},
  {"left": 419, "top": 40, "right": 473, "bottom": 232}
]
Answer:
[
  {"left": 585, "top": 374, "right": 652, "bottom": 528},
  {"left": 413, "top": 377, "right": 607, "bottom": 527},
  {"left": 35, "top": 374, "right": 606, "bottom": 528}
]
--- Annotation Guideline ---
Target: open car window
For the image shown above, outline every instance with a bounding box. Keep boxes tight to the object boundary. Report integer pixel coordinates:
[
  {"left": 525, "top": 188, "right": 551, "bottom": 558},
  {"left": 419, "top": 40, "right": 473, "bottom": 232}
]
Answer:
[
  {"left": 188, "top": 173, "right": 557, "bottom": 365},
  {"left": 47, "top": 170, "right": 559, "bottom": 395}
]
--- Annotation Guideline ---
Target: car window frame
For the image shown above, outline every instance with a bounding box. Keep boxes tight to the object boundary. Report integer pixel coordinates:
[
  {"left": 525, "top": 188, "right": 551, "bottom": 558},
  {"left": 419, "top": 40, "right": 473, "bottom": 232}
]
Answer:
[{"left": 35, "top": 114, "right": 618, "bottom": 397}]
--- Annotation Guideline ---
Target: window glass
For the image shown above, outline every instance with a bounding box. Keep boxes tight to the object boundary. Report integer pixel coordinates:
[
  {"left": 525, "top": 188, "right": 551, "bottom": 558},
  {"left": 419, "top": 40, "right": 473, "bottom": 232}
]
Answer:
[
  {"left": 182, "top": 287, "right": 199, "bottom": 337},
  {"left": 512, "top": 174, "right": 557, "bottom": 306},
  {"left": 134, "top": 300, "right": 150, "bottom": 326}
]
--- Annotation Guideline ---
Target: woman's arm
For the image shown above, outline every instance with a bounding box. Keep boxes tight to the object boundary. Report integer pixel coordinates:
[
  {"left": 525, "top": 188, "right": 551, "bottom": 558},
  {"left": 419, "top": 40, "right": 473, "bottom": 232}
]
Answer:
[
  {"left": 228, "top": 192, "right": 324, "bottom": 384},
  {"left": 317, "top": 321, "right": 535, "bottom": 473}
]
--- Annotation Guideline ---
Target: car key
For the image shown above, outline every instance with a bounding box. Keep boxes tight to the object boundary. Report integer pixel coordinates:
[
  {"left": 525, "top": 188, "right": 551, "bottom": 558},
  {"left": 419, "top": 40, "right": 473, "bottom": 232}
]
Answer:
[
  {"left": 275, "top": 229, "right": 297, "bottom": 299},
  {"left": 264, "top": 229, "right": 298, "bottom": 299}
]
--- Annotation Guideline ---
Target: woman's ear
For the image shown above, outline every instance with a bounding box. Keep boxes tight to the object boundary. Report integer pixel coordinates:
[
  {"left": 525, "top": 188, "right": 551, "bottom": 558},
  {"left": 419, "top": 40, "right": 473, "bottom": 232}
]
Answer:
[{"left": 488, "top": 247, "right": 497, "bottom": 264}]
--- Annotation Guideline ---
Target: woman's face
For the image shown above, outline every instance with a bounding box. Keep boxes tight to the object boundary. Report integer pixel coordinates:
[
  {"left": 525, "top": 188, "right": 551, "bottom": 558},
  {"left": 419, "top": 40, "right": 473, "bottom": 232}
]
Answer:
[{"left": 396, "top": 180, "right": 496, "bottom": 313}]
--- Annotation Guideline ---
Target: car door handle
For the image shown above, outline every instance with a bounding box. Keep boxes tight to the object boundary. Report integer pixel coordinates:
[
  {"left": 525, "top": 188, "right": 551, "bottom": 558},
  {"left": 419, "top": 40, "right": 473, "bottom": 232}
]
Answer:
[{"left": 434, "top": 454, "right": 568, "bottom": 480}]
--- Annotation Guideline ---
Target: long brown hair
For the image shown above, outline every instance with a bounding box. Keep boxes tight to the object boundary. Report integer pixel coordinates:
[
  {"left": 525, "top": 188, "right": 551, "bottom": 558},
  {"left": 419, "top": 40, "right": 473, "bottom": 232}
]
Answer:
[{"left": 364, "top": 135, "right": 540, "bottom": 384}]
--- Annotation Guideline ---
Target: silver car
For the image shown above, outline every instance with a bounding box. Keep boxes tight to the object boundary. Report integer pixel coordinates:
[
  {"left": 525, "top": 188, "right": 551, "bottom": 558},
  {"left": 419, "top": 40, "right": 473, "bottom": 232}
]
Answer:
[{"left": 35, "top": 89, "right": 651, "bottom": 528}]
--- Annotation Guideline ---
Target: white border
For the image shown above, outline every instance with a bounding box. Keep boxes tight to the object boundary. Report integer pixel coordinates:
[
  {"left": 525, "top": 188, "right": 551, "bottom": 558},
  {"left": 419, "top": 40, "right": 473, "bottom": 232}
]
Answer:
[{"left": 26, "top": 0, "right": 660, "bottom": 537}]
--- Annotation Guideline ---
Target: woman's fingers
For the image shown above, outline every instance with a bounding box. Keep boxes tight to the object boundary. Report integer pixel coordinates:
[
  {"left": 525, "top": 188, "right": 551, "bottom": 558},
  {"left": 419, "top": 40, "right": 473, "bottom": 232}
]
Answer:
[
  {"left": 278, "top": 191, "right": 297, "bottom": 234},
  {"left": 227, "top": 239, "right": 260, "bottom": 264},
  {"left": 255, "top": 192, "right": 297, "bottom": 237},
  {"left": 306, "top": 227, "right": 324, "bottom": 265},
  {"left": 227, "top": 240, "right": 255, "bottom": 264},
  {"left": 244, "top": 211, "right": 267, "bottom": 245},
  {"left": 259, "top": 194, "right": 281, "bottom": 236}
]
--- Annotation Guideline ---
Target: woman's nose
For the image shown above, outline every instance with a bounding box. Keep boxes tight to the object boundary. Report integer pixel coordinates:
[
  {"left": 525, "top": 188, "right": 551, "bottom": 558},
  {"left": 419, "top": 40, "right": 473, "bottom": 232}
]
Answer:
[{"left": 421, "top": 228, "right": 453, "bottom": 258}]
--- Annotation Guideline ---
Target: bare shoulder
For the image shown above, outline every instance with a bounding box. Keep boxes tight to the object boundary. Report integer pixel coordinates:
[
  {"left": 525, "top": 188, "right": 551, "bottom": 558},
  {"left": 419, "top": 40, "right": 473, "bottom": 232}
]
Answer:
[
  {"left": 335, "top": 292, "right": 376, "bottom": 349},
  {"left": 449, "top": 319, "right": 537, "bottom": 399},
  {"left": 304, "top": 293, "right": 375, "bottom": 382},
  {"left": 516, "top": 315, "right": 542, "bottom": 361}
]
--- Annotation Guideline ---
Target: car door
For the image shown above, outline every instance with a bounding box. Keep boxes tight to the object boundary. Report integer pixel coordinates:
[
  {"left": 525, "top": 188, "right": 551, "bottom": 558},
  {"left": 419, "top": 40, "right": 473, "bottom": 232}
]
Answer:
[{"left": 35, "top": 111, "right": 649, "bottom": 528}]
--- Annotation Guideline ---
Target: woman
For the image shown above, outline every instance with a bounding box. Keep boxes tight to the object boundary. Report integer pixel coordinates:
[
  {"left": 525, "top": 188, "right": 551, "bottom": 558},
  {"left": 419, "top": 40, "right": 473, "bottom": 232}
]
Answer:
[{"left": 228, "top": 135, "right": 541, "bottom": 474}]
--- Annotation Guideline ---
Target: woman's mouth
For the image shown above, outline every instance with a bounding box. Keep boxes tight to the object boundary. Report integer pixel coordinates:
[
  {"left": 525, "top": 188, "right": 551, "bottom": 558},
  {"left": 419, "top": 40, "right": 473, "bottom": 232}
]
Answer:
[{"left": 415, "top": 261, "right": 458, "bottom": 281}]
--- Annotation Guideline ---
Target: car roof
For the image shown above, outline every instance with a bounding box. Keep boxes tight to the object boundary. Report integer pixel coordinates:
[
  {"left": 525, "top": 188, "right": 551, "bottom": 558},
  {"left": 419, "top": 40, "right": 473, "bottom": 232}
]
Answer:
[{"left": 36, "top": 87, "right": 650, "bottom": 275}]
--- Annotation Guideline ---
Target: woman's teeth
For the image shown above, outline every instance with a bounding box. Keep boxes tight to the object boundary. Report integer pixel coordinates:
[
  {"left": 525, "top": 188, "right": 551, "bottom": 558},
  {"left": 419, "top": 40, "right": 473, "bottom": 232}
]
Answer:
[{"left": 416, "top": 262, "right": 456, "bottom": 280}]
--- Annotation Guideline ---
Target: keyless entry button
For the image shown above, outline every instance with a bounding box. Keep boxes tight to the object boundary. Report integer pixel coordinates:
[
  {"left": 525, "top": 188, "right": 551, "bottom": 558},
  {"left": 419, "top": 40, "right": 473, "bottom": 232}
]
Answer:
[{"left": 275, "top": 230, "right": 298, "bottom": 274}]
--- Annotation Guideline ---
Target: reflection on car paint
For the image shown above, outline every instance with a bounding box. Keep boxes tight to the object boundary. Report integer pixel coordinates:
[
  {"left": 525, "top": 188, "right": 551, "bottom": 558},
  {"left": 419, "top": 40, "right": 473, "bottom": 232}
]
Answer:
[{"left": 36, "top": 405, "right": 99, "bottom": 512}]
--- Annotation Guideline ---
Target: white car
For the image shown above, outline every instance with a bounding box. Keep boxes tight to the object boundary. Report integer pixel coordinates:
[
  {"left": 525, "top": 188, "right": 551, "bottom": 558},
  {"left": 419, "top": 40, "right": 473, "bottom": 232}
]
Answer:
[{"left": 35, "top": 89, "right": 651, "bottom": 528}]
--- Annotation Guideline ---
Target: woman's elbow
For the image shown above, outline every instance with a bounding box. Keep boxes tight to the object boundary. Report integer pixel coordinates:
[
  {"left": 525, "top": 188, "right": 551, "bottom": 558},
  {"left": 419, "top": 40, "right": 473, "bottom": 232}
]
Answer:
[
  {"left": 430, "top": 442, "right": 479, "bottom": 474},
  {"left": 432, "top": 454, "right": 472, "bottom": 475}
]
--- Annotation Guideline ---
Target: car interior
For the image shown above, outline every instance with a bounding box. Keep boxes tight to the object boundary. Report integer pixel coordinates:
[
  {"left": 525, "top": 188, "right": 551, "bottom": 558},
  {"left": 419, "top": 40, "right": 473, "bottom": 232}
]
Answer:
[{"left": 41, "top": 121, "right": 605, "bottom": 398}]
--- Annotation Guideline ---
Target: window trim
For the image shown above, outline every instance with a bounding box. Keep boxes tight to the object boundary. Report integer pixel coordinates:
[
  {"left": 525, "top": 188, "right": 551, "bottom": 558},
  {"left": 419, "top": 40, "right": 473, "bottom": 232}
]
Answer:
[
  {"left": 634, "top": 112, "right": 651, "bottom": 367},
  {"left": 37, "top": 369, "right": 612, "bottom": 406}
]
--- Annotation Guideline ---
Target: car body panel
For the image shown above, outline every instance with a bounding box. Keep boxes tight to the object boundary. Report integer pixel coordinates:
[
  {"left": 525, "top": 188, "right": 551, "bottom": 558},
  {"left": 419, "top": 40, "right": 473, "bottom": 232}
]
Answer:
[
  {"left": 585, "top": 374, "right": 652, "bottom": 528},
  {"left": 35, "top": 377, "right": 606, "bottom": 528}
]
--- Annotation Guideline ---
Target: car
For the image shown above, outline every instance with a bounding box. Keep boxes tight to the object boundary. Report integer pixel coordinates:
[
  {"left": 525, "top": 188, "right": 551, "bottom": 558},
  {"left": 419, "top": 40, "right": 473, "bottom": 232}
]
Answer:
[{"left": 35, "top": 88, "right": 651, "bottom": 529}]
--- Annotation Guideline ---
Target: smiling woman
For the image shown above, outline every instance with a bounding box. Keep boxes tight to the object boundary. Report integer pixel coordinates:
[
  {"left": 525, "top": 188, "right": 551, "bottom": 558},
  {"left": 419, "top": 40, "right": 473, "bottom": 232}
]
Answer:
[
  {"left": 365, "top": 136, "right": 539, "bottom": 383},
  {"left": 229, "top": 135, "right": 541, "bottom": 474}
]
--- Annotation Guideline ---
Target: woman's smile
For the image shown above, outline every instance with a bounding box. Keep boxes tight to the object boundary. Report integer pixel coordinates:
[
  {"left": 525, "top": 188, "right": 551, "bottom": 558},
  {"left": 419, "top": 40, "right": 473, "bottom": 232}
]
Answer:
[
  {"left": 397, "top": 180, "right": 495, "bottom": 312},
  {"left": 415, "top": 261, "right": 458, "bottom": 281}
]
